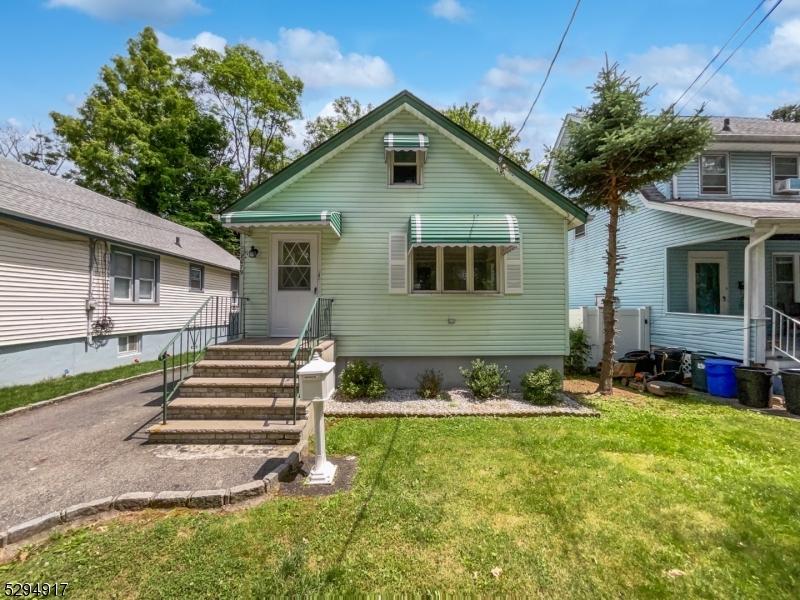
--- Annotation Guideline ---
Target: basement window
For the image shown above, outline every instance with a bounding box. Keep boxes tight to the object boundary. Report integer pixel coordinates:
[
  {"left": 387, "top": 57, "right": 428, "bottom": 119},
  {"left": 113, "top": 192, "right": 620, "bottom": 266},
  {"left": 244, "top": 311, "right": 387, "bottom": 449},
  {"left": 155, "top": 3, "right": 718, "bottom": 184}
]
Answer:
[{"left": 118, "top": 334, "right": 141, "bottom": 356}]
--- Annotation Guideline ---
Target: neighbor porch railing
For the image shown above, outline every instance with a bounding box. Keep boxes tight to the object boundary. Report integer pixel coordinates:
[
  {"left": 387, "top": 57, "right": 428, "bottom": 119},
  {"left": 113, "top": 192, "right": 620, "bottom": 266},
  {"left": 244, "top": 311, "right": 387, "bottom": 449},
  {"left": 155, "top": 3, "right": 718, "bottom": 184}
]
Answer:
[
  {"left": 767, "top": 304, "right": 800, "bottom": 364},
  {"left": 158, "top": 295, "right": 245, "bottom": 424},
  {"left": 289, "top": 297, "right": 334, "bottom": 423}
]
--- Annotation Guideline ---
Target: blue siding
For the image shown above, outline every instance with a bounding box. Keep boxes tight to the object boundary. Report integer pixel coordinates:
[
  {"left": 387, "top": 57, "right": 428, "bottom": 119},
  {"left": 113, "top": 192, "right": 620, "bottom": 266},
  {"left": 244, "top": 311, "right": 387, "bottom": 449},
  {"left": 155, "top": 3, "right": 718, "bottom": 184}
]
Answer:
[
  {"left": 675, "top": 151, "right": 794, "bottom": 200},
  {"left": 568, "top": 193, "right": 754, "bottom": 358}
]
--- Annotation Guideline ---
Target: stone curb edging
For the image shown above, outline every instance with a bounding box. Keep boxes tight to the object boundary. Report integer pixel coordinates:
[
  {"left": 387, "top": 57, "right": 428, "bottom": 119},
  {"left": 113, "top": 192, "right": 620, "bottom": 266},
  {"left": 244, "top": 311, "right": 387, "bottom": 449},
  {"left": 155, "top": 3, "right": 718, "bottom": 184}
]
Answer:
[
  {"left": 0, "top": 448, "right": 304, "bottom": 549},
  {"left": 0, "top": 370, "right": 163, "bottom": 421},
  {"left": 326, "top": 409, "right": 600, "bottom": 418}
]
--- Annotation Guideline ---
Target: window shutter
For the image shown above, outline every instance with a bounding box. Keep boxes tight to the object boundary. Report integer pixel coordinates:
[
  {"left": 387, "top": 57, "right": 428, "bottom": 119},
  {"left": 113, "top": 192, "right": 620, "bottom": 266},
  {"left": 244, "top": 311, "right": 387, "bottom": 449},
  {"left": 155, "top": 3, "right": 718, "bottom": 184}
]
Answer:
[
  {"left": 504, "top": 243, "right": 523, "bottom": 294},
  {"left": 388, "top": 233, "right": 408, "bottom": 294}
]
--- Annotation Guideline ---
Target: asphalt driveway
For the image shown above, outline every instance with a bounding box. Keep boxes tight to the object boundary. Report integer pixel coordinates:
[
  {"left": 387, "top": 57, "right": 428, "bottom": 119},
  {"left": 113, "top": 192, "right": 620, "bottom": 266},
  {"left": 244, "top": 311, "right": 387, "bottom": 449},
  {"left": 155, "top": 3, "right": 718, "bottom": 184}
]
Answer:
[{"left": 0, "top": 374, "right": 289, "bottom": 529}]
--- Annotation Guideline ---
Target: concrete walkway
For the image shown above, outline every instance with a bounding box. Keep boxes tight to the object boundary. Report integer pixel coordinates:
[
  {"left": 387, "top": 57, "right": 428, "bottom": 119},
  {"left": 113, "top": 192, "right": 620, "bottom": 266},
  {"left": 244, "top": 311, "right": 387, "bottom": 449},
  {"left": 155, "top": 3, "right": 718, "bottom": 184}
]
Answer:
[{"left": 0, "top": 374, "right": 290, "bottom": 529}]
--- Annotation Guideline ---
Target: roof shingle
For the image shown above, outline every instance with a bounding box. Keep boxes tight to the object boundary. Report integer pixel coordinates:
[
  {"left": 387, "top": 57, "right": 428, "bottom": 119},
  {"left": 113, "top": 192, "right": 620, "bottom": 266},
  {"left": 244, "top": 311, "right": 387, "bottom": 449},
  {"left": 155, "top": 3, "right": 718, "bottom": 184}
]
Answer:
[{"left": 0, "top": 159, "right": 239, "bottom": 271}]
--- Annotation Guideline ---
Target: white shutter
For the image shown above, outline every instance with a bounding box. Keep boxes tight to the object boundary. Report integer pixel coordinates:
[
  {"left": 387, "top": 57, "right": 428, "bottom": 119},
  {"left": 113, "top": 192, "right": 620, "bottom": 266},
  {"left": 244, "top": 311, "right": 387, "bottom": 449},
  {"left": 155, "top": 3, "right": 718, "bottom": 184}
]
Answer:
[
  {"left": 388, "top": 233, "right": 408, "bottom": 294},
  {"left": 504, "top": 242, "right": 523, "bottom": 294}
]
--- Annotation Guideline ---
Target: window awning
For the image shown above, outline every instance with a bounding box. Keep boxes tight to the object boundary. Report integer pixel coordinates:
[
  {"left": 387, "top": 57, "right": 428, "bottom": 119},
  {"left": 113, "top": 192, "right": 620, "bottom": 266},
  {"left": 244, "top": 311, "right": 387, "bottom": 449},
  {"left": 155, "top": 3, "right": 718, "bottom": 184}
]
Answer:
[
  {"left": 219, "top": 210, "right": 342, "bottom": 237},
  {"left": 407, "top": 214, "right": 519, "bottom": 248},
  {"left": 384, "top": 132, "right": 429, "bottom": 151}
]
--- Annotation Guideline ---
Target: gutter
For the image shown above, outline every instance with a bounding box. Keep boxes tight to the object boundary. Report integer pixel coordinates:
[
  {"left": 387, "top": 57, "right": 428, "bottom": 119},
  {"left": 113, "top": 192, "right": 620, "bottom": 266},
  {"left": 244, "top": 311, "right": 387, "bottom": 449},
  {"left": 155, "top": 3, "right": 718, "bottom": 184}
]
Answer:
[{"left": 743, "top": 224, "right": 778, "bottom": 366}]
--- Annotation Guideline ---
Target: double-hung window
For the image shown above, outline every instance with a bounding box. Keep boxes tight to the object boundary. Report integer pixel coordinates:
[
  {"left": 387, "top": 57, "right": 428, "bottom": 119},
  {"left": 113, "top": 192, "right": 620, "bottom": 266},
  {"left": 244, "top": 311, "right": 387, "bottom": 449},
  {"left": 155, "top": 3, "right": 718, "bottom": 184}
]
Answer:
[
  {"left": 700, "top": 154, "right": 728, "bottom": 195},
  {"left": 773, "top": 155, "right": 799, "bottom": 193},
  {"left": 390, "top": 150, "right": 422, "bottom": 185},
  {"left": 189, "top": 264, "right": 204, "bottom": 292},
  {"left": 411, "top": 246, "right": 500, "bottom": 293},
  {"left": 111, "top": 249, "right": 158, "bottom": 303}
]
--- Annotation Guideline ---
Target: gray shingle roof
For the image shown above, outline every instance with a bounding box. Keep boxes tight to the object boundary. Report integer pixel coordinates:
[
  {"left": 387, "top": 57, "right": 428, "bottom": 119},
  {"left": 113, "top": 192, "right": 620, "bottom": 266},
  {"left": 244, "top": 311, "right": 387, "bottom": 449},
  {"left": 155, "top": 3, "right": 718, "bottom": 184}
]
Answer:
[
  {"left": 0, "top": 159, "right": 239, "bottom": 271},
  {"left": 708, "top": 116, "right": 800, "bottom": 137}
]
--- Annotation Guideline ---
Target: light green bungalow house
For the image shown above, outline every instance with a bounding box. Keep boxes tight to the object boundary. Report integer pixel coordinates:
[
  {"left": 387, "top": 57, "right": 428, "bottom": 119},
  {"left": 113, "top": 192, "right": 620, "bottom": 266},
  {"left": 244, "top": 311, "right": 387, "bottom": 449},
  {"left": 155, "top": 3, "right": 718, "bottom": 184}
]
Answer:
[{"left": 219, "top": 90, "right": 587, "bottom": 388}]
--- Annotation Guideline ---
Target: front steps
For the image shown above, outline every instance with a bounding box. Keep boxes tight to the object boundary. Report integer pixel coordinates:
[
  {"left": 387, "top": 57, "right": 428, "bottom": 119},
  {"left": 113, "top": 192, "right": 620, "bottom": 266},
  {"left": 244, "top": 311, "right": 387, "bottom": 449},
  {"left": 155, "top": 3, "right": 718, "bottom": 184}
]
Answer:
[{"left": 147, "top": 340, "right": 309, "bottom": 445}]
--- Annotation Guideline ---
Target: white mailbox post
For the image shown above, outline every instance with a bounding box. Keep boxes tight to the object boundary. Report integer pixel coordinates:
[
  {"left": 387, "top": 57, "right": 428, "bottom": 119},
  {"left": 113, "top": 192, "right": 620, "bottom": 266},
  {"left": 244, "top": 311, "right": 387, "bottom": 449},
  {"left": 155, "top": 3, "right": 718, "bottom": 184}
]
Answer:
[{"left": 298, "top": 348, "right": 337, "bottom": 485}]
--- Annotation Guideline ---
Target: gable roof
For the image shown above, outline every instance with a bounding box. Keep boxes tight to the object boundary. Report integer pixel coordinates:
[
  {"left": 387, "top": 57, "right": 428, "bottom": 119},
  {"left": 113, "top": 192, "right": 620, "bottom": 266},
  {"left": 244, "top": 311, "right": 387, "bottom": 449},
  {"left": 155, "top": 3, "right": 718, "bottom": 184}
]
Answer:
[
  {"left": 708, "top": 116, "right": 800, "bottom": 139},
  {"left": 225, "top": 90, "right": 587, "bottom": 224},
  {"left": 0, "top": 159, "right": 239, "bottom": 271}
]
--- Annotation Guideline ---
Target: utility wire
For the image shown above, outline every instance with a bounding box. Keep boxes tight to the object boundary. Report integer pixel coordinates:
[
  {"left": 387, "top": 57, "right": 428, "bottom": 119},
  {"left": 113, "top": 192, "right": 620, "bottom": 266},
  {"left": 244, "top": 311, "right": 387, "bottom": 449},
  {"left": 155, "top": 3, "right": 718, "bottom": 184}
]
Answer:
[{"left": 513, "top": 0, "right": 581, "bottom": 141}]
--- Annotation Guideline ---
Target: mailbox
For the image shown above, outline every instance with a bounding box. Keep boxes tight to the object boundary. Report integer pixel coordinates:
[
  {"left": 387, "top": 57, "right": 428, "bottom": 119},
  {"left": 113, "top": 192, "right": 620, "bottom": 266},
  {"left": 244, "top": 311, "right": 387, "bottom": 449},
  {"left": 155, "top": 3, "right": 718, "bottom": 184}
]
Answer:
[{"left": 298, "top": 348, "right": 337, "bottom": 484}]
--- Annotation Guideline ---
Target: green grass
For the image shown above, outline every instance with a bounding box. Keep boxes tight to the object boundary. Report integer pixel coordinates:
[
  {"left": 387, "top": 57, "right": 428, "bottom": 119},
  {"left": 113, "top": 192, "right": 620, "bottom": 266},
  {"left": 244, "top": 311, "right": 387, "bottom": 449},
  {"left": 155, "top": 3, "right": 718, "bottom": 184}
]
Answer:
[
  {"left": 3, "top": 379, "right": 800, "bottom": 597},
  {"left": 0, "top": 360, "right": 162, "bottom": 414}
]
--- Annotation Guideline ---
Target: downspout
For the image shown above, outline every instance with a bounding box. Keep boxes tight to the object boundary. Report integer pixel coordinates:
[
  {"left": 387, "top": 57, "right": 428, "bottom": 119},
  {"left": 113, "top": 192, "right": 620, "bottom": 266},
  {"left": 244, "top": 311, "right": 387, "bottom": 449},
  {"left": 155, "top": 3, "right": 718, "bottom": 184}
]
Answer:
[{"left": 743, "top": 224, "right": 778, "bottom": 366}]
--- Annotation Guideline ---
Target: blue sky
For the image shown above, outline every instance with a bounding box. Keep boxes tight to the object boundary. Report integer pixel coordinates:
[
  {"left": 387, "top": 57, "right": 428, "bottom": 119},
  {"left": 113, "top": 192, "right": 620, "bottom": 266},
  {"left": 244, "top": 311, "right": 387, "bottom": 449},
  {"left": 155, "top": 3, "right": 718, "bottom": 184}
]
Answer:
[{"left": 2, "top": 0, "right": 800, "bottom": 161}]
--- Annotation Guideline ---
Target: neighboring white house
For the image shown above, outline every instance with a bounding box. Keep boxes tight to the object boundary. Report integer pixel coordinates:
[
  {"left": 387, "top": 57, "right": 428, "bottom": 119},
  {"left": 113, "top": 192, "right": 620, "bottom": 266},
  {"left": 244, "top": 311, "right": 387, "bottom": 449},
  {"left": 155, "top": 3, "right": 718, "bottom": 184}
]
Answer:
[{"left": 0, "top": 159, "right": 240, "bottom": 386}]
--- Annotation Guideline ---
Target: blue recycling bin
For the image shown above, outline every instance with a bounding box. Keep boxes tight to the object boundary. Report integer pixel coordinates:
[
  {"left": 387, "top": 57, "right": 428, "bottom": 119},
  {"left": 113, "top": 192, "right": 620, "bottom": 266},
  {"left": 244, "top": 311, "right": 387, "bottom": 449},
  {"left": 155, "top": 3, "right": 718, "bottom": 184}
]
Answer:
[{"left": 705, "top": 358, "right": 740, "bottom": 398}]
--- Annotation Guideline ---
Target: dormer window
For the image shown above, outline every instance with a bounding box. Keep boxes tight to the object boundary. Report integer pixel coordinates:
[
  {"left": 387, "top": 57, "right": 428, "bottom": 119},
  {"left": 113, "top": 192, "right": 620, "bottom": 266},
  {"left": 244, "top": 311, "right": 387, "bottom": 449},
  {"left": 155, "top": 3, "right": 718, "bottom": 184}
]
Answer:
[
  {"left": 700, "top": 154, "right": 728, "bottom": 195},
  {"left": 385, "top": 132, "right": 428, "bottom": 186},
  {"left": 773, "top": 155, "right": 799, "bottom": 193}
]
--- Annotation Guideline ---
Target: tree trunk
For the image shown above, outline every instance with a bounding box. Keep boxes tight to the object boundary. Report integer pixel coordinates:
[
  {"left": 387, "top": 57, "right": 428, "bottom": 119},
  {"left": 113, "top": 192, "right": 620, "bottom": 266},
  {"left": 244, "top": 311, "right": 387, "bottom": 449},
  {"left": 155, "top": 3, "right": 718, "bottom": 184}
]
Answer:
[{"left": 597, "top": 194, "right": 621, "bottom": 395}]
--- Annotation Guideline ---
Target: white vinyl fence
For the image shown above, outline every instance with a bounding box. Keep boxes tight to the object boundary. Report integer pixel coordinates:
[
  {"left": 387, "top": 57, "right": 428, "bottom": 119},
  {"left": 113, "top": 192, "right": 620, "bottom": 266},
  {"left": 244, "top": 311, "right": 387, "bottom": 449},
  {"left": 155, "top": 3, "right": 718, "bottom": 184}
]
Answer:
[{"left": 569, "top": 306, "right": 651, "bottom": 367}]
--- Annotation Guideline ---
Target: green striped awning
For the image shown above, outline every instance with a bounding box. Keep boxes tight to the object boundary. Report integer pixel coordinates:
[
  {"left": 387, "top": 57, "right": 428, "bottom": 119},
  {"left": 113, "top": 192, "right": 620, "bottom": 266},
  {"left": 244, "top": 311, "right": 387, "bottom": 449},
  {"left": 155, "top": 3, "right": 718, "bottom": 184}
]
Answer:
[
  {"left": 219, "top": 210, "right": 342, "bottom": 237},
  {"left": 384, "top": 132, "right": 429, "bottom": 151},
  {"left": 408, "top": 214, "right": 519, "bottom": 248}
]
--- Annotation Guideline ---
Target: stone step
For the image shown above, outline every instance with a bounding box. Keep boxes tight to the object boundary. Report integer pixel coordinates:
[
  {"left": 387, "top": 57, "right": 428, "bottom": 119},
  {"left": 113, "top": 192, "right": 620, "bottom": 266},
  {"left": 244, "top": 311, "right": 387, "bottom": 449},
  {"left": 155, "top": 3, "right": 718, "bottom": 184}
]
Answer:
[
  {"left": 179, "top": 377, "right": 294, "bottom": 398},
  {"left": 205, "top": 344, "right": 295, "bottom": 361},
  {"left": 192, "top": 360, "right": 295, "bottom": 378},
  {"left": 147, "top": 419, "right": 307, "bottom": 445},
  {"left": 167, "top": 397, "right": 309, "bottom": 420}
]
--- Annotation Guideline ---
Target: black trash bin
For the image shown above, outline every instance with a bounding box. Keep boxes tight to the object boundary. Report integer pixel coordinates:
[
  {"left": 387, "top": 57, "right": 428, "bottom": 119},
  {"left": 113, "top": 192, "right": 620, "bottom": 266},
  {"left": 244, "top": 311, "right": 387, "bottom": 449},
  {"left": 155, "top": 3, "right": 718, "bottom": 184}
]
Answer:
[
  {"left": 780, "top": 369, "right": 800, "bottom": 415},
  {"left": 734, "top": 367, "right": 773, "bottom": 408},
  {"left": 690, "top": 351, "right": 717, "bottom": 392}
]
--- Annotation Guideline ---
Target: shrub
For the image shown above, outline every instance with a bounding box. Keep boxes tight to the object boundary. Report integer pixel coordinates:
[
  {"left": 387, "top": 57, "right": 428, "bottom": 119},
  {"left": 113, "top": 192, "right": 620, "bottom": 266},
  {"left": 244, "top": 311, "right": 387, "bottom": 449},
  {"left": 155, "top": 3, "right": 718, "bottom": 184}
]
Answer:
[
  {"left": 459, "top": 359, "right": 509, "bottom": 400},
  {"left": 521, "top": 366, "right": 563, "bottom": 405},
  {"left": 416, "top": 369, "right": 444, "bottom": 399},
  {"left": 565, "top": 327, "right": 591, "bottom": 375},
  {"left": 339, "top": 360, "right": 387, "bottom": 400}
]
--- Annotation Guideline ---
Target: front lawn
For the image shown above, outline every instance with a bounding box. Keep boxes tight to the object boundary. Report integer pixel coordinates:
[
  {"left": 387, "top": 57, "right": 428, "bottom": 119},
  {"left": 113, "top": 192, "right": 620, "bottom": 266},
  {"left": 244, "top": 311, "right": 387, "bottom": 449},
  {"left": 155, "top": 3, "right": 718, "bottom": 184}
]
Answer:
[
  {"left": 0, "top": 360, "right": 162, "bottom": 414},
  {"left": 3, "top": 379, "right": 800, "bottom": 597}
]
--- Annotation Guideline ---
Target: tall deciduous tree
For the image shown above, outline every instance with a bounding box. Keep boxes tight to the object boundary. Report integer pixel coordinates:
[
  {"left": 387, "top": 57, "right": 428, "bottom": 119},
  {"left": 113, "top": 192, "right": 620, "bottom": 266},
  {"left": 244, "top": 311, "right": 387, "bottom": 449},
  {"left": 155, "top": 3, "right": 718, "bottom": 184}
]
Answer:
[
  {"left": 552, "top": 63, "right": 712, "bottom": 394},
  {"left": 304, "top": 96, "right": 372, "bottom": 150},
  {"left": 769, "top": 104, "right": 800, "bottom": 123},
  {"left": 0, "top": 124, "right": 68, "bottom": 176},
  {"left": 442, "top": 102, "right": 532, "bottom": 168},
  {"left": 179, "top": 44, "right": 303, "bottom": 191},
  {"left": 51, "top": 28, "right": 239, "bottom": 252}
]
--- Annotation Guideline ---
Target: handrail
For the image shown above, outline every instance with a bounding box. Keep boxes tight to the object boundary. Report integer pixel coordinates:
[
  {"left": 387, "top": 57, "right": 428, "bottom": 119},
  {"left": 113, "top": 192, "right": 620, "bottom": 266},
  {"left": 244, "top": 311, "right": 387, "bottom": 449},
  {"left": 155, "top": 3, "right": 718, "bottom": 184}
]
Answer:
[
  {"left": 766, "top": 304, "right": 800, "bottom": 364},
  {"left": 159, "top": 294, "right": 245, "bottom": 424},
  {"left": 289, "top": 297, "right": 334, "bottom": 423}
]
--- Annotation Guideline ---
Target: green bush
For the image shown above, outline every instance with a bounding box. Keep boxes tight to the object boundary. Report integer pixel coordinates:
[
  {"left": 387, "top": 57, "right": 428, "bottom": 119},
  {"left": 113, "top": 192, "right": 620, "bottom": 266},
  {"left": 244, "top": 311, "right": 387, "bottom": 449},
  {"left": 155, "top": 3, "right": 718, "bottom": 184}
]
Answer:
[
  {"left": 521, "top": 366, "right": 563, "bottom": 405},
  {"left": 565, "top": 327, "right": 591, "bottom": 375},
  {"left": 459, "top": 359, "right": 509, "bottom": 400},
  {"left": 416, "top": 369, "right": 444, "bottom": 399},
  {"left": 339, "top": 360, "right": 387, "bottom": 400}
]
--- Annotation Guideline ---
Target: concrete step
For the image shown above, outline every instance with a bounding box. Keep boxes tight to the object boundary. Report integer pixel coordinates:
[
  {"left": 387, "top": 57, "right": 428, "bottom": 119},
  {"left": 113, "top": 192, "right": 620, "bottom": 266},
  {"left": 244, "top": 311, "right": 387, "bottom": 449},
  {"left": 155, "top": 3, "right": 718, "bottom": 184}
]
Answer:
[
  {"left": 179, "top": 377, "right": 294, "bottom": 398},
  {"left": 147, "top": 419, "right": 307, "bottom": 445},
  {"left": 205, "top": 344, "right": 295, "bottom": 361},
  {"left": 192, "top": 360, "right": 294, "bottom": 378},
  {"left": 167, "top": 397, "right": 309, "bottom": 420}
]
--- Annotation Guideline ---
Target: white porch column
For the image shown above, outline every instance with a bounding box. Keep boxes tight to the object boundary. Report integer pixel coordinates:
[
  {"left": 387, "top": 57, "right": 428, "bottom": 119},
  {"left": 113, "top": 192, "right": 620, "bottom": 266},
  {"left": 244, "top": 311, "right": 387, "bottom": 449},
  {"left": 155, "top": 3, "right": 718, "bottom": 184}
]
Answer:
[{"left": 744, "top": 225, "right": 777, "bottom": 365}]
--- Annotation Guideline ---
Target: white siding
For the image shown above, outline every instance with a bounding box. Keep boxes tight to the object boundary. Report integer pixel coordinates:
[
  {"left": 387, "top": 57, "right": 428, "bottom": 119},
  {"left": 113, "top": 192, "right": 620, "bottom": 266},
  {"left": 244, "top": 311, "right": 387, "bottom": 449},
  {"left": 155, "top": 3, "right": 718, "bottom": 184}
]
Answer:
[{"left": 0, "top": 218, "right": 235, "bottom": 347}]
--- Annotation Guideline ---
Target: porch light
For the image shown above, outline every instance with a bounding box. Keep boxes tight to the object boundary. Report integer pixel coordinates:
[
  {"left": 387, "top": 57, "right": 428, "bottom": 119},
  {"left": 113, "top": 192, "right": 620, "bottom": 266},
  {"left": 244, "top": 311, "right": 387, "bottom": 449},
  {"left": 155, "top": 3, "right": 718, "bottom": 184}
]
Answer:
[{"left": 248, "top": 246, "right": 259, "bottom": 258}]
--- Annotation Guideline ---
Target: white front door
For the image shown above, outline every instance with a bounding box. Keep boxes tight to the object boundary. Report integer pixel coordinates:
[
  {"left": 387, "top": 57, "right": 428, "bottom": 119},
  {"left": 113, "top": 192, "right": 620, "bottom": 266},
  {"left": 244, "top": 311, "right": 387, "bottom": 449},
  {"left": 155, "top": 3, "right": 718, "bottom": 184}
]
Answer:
[{"left": 270, "top": 234, "right": 319, "bottom": 337}]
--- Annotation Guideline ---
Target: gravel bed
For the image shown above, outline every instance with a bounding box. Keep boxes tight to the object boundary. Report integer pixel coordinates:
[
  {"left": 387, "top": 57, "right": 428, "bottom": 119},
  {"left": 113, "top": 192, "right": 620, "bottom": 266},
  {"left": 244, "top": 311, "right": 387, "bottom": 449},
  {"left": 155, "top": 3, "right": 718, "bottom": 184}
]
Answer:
[{"left": 326, "top": 388, "right": 597, "bottom": 417}]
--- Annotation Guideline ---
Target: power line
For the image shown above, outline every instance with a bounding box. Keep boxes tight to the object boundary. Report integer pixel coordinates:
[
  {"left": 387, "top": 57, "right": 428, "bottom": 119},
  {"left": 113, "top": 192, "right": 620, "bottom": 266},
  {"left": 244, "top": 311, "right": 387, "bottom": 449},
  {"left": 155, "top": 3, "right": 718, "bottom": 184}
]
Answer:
[{"left": 514, "top": 0, "right": 581, "bottom": 141}]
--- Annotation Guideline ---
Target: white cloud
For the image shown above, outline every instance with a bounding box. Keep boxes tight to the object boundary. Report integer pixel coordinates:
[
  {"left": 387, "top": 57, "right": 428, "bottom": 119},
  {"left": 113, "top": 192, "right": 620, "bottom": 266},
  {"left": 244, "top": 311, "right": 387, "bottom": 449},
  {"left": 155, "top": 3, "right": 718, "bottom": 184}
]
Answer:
[
  {"left": 431, "top": 0, "right": 469, "bottom": 22},
  {"left": 5, "top": 117, "right": 22, "bottom": 128},
  {"left": 246, "top": 28, "right": 394, "bottom": 89},
  {"left": 47, "top": 0, "right": 205, "bottom": 21},
  {"left": 156, "top": 30, "right": 227, "bottom": 58},
  {"left": 483, "top": 55, "right": 548, "bottom": 89},
  {"left": 627, "top": 44, "right": 748, "bottom": 114},
  {"left": 754, "top": 18, "right": 800, "bottom": 72}
]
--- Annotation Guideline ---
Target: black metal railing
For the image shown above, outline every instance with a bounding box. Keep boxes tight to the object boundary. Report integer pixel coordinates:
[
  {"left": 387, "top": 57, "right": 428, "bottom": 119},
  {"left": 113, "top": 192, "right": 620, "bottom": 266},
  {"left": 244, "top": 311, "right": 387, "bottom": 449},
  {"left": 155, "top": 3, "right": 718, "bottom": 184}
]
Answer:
[
  {"left": 159, "top": 295, "right": 245, "bottom": 424},
  {"left": 289, "top": 297, "right": 334, "bottom": 423}
]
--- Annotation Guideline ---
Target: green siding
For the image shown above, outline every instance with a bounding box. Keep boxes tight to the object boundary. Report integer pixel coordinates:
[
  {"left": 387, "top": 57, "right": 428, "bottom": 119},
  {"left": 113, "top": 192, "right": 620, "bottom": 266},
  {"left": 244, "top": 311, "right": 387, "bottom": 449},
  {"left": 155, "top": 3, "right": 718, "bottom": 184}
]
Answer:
[{"left": 241, "top": 108, "right": 568, "bottom": 357}]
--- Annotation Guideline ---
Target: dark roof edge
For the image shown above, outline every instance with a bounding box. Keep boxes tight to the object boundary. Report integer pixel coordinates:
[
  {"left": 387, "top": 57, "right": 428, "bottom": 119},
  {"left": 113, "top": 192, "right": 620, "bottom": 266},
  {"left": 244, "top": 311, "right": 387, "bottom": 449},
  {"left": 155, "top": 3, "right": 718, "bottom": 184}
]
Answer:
[{"left": 225, "top": 90, "right": 587, "bottom": 223}]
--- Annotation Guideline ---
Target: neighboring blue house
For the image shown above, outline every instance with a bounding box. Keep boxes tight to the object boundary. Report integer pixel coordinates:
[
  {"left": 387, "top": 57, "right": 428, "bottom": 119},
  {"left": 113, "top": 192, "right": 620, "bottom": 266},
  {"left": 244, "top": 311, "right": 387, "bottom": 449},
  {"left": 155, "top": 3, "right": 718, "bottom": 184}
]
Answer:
[{"left": 550, "top": 116, "right": 800, "bottom": 367}]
